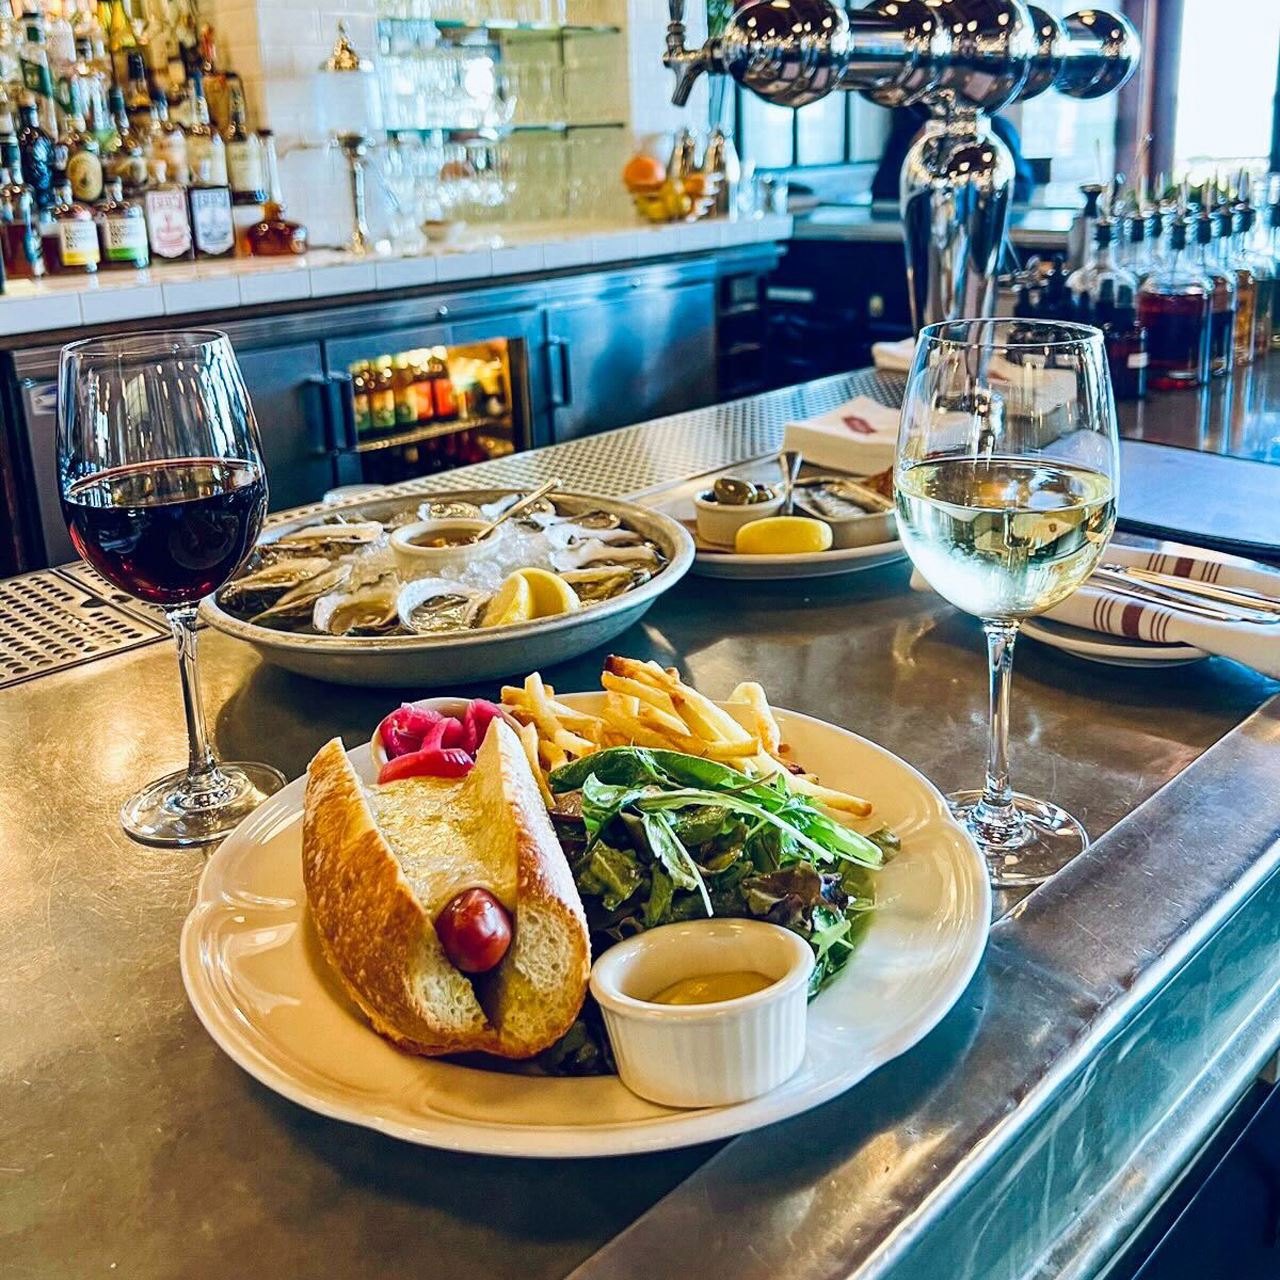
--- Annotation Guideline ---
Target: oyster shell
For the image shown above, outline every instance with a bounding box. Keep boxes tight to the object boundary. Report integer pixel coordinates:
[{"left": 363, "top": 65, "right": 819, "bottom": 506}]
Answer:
[
  {"left": 418, "top": 499, "right": 484, "bottom": 522},
  {"left": 276, "top": 520, "right": 384, "bottom": 552},
  {"left": 250, "top": 564, "right": 352, "bottom": 626},
  {"left": 220, "top": 556, "right": 332, "bottom": 608},
  {"left": 397, "top": 577, "right": 488, "bottom": 635},
  {"left": 313, "top": 579, "right": 400, "bottom": 636},
  {"left": 571, "top": 509, "right": 622, "bottom": 531},
  {"left": 551, "top": 538, "right": 662, "bottom": 572},
  {"left": 558, "top": 566, "right": 647, "bottom": 603}
]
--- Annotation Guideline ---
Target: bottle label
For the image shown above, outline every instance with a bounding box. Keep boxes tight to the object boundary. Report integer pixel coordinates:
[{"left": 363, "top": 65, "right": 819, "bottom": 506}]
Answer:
[
  {"left": 226, "top": 143, "right": 265, "bottom": 198},
  {"left": 104, "top": 214, "right": 148, "bottom": 263},
  {"left": 190, "top": 187, "right": 234, "bottom": 256},
  {"left": 20, "top": 58, "right": 54, "bottom": 102},
  {"left": 57, "top": 218, "right": 99, "bottom": 267},
  {"left": 1126, "top": 351, "right": 1149, "bottom": 370},
  {"left": 67, "top": 150, "right": 103, "bottom": 203},
  {"left": 144, "top": 188, "right": 191, "bottom": 258}
]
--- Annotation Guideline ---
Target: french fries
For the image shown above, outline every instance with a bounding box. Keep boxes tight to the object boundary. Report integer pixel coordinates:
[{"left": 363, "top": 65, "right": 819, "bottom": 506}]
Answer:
[{"left": 499, "top": 656, "right": 873, "bottom": 818}]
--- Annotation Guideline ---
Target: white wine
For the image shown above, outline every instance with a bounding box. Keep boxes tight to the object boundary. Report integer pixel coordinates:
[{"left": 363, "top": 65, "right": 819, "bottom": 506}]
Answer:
[{"left": 897, "top": 457, "right": 1116, "bottom": 619}]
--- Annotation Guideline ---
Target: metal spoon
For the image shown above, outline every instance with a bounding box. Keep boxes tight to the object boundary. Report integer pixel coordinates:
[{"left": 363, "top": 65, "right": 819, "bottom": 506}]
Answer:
[{"left": 477, "top": 477, "right": 561, "bottom": 540}]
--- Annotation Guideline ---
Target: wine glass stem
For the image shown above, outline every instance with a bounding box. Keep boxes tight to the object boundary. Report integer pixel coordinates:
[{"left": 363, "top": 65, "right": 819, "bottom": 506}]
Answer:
[
  {"left": 974, "top": 618, "right": 1023, "bottom": 840},
  {"left": 166, "top": 606, "right": 220, "bottom": 785}
]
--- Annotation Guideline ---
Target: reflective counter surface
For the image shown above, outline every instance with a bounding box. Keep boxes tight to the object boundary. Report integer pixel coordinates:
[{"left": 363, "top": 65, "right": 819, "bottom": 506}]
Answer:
[{"left": 2, "top": 371, "right": 1279, "bottom": 1279}]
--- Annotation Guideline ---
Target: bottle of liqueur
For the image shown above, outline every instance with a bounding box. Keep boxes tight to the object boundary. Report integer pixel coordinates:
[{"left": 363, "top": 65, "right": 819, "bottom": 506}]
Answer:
[
  {"left": 1219, "top": 199, "right": 1257, "bottom": 368},
  {"left": 1138, "top": 211, "right": 1212, "bottom": 391},
  {"left": 188, "top": 158, "right": 233, "bottom": 258},
  {"left": 1095, "top": 278, "right": 1147, "bottom": 402},
  {"left": 123, "top": 51, "right": 153, "bottom": 138},
  {"left": 0, "top": 146, "right": 44, "bottom": 278},
  {"left": 1067, "top": 218, "right": 1138, "bottom": 325},
  {"left": 150, "top": 93, "right": 188, "bottom": 186},
  {"left": 245, "top": 200, "right": 307, "bottom": 256},
  {"left": 96, "top": 175, "right": 148, "bottom": 269},
  {"left": 18, "top": 12, "right": 57, "bottom": 137},
  {"left": 223, "top": 84, "right": 265, "bottom": 205},
  {"left": 16, "top": 94, "right": 54, "bottom": 209},
  {"left": 57, "top": 83, "right": 103, "bottom": 205},
  {"left": 1191, "top": 201, "right": 1235, "bottom": 376},
  {"left": 48, "top": 179, "right": 99, "bottom": 273},
  {"left": 142, "top": 159, "right": 193, "bottom": 261},
  {"left": 103, "top": 85, "right": 147, "bottom": 195},
  {"left": 427, "top": 347, "right": 458, "bottom": 421},
  {"left": 184, "top": 72, "right": 226, "bottom": 188},
  {"left": 1243, "top": 194, "right": 1276, "bottom": 360}
]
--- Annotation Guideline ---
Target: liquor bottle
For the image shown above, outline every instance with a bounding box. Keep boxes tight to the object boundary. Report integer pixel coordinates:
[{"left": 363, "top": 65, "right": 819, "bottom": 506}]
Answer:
[
  {"left": 0, "top": 155, "right": 44, "bottom": 278},
  {"left": 410, "top": 353, "right": 435, "bottom": 422},
  {"left": 392, "top": 355, "right": 417, "bottom": 426},
  {"left": 223, "top": 84, "right": 265, "bottom": 205},
  {"left": 1067, "top": 218, "right": 1138, "bottom": 325},
  {"left": 350, "top": 361, "right": 372, "bottom": 433},
  {"left": 96, "top": 175, "right": 148, "bottom": 268},
  {"left": 72, "top": 3, "right": 108, "bottom": 72},
  {"left": 1119, "top": 210, "right": 1152, "bottom": 284},
  {"left": 123, "top": 51, "right": 152, "bottom": 138},
  {"left": 1137, "top": 212, "right": 1212, "bottom": 391},
  {"left": 141, "top": 159, "right": 193, "bottom": 261},
  {"left": 370, "top": 356, "right": 397, "bottom": 431},
  {"left": 105, "top": 0, "right": 137, "bottom": 85},
  {"left": 188, "top": 158, "right": 234, "bottom": 258},
  {"left": 18, "top": 13, "right": 58, "bottom": 137},
  {"left": 16, "top": 95, "right": 55, "bottom": 210},
  {"left": 427, "top": 347, "right": 457, "bottom": 421},
  {"left": 1270, "top": 200, "right": 1280, "bottom": 351},
  {"left": 244, "top": 200, "right": 307, "bottom": 256},
  {"left": 48, "top": 179, "right": 99, "bottom": 273},
  {"left": 184, "top": 72, "right": 226, "bottom": 187},
  {"left": 1220, "top": 200, "right": 1257, "bottom": 367},
  {"left": 1191, "top": 203, "right": 1235, "bottom": 376},
  {"left": 1095, "top": 279, "right": 1147, "bottom": 402},
  {"left": 149, "top": 93, "right": 188, "bottom": 186},
  {"left": 103, "top": 85, "right": 146, "bottom": 195},
  {"left": 1245, "top": 194, "right": 1276, "bottom": 360},
  {"left": 195, "top": 25, "right": 231, "bottom": 133},
  {"left": 58, "top": 83, "right": 104, "bottom": 205}
]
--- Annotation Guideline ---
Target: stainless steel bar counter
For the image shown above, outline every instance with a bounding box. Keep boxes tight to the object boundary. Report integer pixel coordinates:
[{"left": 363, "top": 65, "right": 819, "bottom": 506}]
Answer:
[{"left": 3, "top": 371, "right": 1279, "bottom": 1280}]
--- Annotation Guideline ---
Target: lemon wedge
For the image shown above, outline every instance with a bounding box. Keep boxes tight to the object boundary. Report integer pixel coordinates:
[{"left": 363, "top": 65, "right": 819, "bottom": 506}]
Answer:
[
  {"left": 516, "top": 567, "right": 582, "bottom": 618},
  {"left": 734, "top": 516, "right": 833, "bottom": 556},
  {"left": 481, "top": 568, "right": 582, "bottom": 628},
  {"left": 481, "top": 573, "right": 535, "bottom": 627}
]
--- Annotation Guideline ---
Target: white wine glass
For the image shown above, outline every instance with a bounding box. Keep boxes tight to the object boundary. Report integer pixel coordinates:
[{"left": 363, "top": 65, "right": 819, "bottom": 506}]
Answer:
[{"left": 895, "top": 319, "right": 1119, "bottom": 886}]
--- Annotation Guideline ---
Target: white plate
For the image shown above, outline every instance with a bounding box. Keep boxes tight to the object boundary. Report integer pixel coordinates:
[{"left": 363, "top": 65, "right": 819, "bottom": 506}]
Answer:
[
  {"left": 1022, "top": 616, "right": 1208, "bottom": 668},
  {"left": 690, "top": 538, "right": 908, "bottom": 580},
  {"left": 180, "top": 695, "right": 990, "bottom": 1158}
]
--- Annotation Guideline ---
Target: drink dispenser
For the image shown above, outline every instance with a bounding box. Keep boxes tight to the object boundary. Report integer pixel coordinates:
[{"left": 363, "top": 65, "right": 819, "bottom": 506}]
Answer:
[{"left": 664, "top": 0, "right": 1140, "bottom": 331}]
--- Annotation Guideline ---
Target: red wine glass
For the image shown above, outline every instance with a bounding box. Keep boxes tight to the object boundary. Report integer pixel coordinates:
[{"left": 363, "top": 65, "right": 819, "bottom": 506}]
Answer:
[{"left": 58, "top": 329, "right": 286, "bottom": 846}]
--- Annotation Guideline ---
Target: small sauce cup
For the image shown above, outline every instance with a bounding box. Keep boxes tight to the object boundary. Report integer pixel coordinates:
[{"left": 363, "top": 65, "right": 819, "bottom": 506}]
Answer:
[
  {"left": 590, "top": 918, "right": 813, "bottom": 1108},
  {"left": 693, "top": 488, "right": 784, "bottom": 548},
  {"left": 390, "top": 518, "right": 502, "bottom": 579}
]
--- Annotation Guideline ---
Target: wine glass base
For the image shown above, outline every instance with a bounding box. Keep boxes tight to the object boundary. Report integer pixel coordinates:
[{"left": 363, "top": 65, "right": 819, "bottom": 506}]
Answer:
[
  {"left": 948, "top": 790, "right": 1089, "bottom": 888},
  {"left": 121, "top": 762, "right": 287, "bottom": 848}
]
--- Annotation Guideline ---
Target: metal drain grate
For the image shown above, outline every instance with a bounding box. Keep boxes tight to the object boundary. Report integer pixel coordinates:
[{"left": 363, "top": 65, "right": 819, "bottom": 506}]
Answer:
[
  {"left": 55, "top": 560, "right": 173, "bottom": 628},
  {"left": 0, "top": 570, "right": 167, "bottom": 688}
]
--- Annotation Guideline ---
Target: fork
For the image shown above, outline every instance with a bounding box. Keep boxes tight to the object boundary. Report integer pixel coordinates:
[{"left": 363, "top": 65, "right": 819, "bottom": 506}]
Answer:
[{"left": 1092, "top": 567, "right": 1280, "bottom": 625}]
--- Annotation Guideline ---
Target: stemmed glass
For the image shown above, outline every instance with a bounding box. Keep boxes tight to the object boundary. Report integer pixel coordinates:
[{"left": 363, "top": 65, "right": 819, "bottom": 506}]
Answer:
[
  {"left": 895, "top": 319, "right": 1119, "bottom": 886},
  {"left": 58, "top": 331, "right": 286, "bottom": 847}
]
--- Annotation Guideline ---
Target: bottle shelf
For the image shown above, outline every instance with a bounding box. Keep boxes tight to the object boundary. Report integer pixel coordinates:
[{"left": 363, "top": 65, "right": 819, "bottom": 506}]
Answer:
[
  {"left": 354, "top": 413, "right": 512, "bottom": 454},
  {"left": 378, "top": 17, "right": 620, "bottom": 36},
  {"left": 385, "top": 121, "right": 624, "bottom": 138}
]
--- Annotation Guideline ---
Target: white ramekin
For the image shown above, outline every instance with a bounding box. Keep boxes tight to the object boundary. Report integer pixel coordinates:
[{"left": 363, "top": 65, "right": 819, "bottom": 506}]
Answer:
[
  {"left": 390, "top": 518, "right": 502, "bottom": 579},
  {"left": 693, "top": 489, "right": 784, "bottom": 547},
  {"left": 590, "top": 919, "right": 813, "bottom": 1108}
]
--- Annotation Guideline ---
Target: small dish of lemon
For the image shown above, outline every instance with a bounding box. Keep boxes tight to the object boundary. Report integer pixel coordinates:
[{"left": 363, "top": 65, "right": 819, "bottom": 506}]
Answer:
[
  {"left": 482, "top": 567, "right": 582, "bottom": 628},
  {"left": 734, "top": 516, "right": 834, "bottom": 557}
]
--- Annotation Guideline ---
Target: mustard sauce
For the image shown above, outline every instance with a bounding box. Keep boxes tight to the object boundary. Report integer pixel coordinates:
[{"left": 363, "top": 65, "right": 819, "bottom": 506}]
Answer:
[{"left": 649, "top": 971, "right": 775, "bottom": 1006}]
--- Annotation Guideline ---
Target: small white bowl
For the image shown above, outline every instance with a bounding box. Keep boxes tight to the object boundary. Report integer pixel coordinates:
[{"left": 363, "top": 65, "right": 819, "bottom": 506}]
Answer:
[
  {"left": 369, "top": 695, "right": 519, "bottom": 772},
  {"left": 693, "top": 490, "right": 784, "bottom": 548},
  {"left": 590, "top": 919, "right": 813, "bottom": 1108},
  {"left": 390, "top": 518, "right": 501, "bottom": 579}
]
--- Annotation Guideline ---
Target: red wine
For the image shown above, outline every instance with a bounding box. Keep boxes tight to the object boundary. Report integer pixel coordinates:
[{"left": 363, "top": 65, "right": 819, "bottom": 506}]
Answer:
[{"left": 62, "top": 459, "right": 266, "bottom": 605}]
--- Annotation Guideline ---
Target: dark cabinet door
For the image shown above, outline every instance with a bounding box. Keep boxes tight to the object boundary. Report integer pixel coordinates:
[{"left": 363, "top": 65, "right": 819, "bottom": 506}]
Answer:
[
  {"left": 235, "top": 342, "right": 336, "bottom": 512},
  {"left": 546, "top": 278, "right": 717, "bottom": 443}
]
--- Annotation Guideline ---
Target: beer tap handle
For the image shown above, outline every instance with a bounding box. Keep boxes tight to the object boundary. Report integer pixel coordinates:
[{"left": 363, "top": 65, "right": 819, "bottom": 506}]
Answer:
[{"left": 664, "top": 0, "right": 716, "bottom": 107}]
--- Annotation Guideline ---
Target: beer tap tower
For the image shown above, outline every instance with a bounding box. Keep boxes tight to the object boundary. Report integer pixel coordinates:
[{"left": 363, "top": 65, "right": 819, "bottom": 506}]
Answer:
[{"left": 664, "top": 0, "right": 1140, "bottom": 330}]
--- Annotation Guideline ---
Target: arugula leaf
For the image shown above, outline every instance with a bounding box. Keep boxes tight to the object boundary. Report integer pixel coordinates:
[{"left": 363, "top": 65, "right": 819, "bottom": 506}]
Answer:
[{"left": 640, "top": 810, "right": 712, "bottom": 915}]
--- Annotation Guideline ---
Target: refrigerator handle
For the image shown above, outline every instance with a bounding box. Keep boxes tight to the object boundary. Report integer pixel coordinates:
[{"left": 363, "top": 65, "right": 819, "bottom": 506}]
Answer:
[
  {"left": 546, "top": 336, "right": 573, "bottom": 408},
  {"left": 302, "top": 374, "right": 343, "bottom": 455}
]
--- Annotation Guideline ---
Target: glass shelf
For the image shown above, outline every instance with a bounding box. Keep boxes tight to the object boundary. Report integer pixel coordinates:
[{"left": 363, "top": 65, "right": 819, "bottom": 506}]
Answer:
[{"left": 386, "top": 121, "right": 624, "bottom": 137}]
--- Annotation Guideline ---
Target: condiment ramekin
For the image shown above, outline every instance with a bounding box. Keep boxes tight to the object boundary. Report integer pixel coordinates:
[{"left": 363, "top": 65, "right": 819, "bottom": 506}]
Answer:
[
  {"left": 693, "top": 489, "right": 783, "bottom": 547},
  {"left": 390, "top": 518, "right": 502, "bottom": 579},
  {"left": 590, "top": 919, "right": 813, "bottom": 1108}
]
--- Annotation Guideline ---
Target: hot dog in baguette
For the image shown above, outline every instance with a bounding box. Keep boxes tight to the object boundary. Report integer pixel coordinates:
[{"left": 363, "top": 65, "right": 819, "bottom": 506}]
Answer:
[{"left": 302, "top": 718, "right": 590, "bottom": 1058}]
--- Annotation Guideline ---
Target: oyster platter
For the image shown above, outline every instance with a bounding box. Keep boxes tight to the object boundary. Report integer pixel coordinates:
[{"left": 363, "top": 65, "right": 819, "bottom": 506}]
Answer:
[{"left": 202, "top": 488, "right": 695, "bottom": 687}]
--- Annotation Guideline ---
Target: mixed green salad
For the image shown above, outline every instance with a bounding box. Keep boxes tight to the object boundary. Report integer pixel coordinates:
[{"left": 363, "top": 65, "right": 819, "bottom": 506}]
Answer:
[{"left": 537, "top": 746, "right": 897, "bottom": 1075}]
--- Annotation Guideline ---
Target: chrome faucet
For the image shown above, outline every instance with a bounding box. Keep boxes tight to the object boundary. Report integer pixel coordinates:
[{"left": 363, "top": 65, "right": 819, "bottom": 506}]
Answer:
[{"left": 663, "top": 0, "right": 1140, "bottom": 330}]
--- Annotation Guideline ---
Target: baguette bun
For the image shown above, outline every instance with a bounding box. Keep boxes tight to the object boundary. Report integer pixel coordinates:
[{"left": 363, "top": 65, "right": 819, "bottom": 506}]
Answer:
[{"left": 302, "top": 718, "right": 590, "bottom": 1058}]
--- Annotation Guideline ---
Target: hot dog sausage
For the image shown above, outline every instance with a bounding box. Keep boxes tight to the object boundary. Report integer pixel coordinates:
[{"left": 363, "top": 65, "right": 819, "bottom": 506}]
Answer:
[{"left": 435, "top": 888, "right": 512, "bottom": 973}]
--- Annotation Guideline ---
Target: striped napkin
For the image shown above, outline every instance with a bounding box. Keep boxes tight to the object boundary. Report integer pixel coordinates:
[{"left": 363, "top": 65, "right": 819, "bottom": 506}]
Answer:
[{"left": 910, "top": 540, "right": 1280, "bottom": 677}]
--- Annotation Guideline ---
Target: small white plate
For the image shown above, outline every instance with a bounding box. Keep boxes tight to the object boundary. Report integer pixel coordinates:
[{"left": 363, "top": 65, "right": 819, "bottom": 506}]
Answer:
[
  {"left": 1022, "top": 616, "right": 1208, "bottom": 667},
  {"left": 689, "top": 537, "right": 908, "bottom": 580},
  {"left": 180, "top": 696, "right": 989, "bottom": 1158}
]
